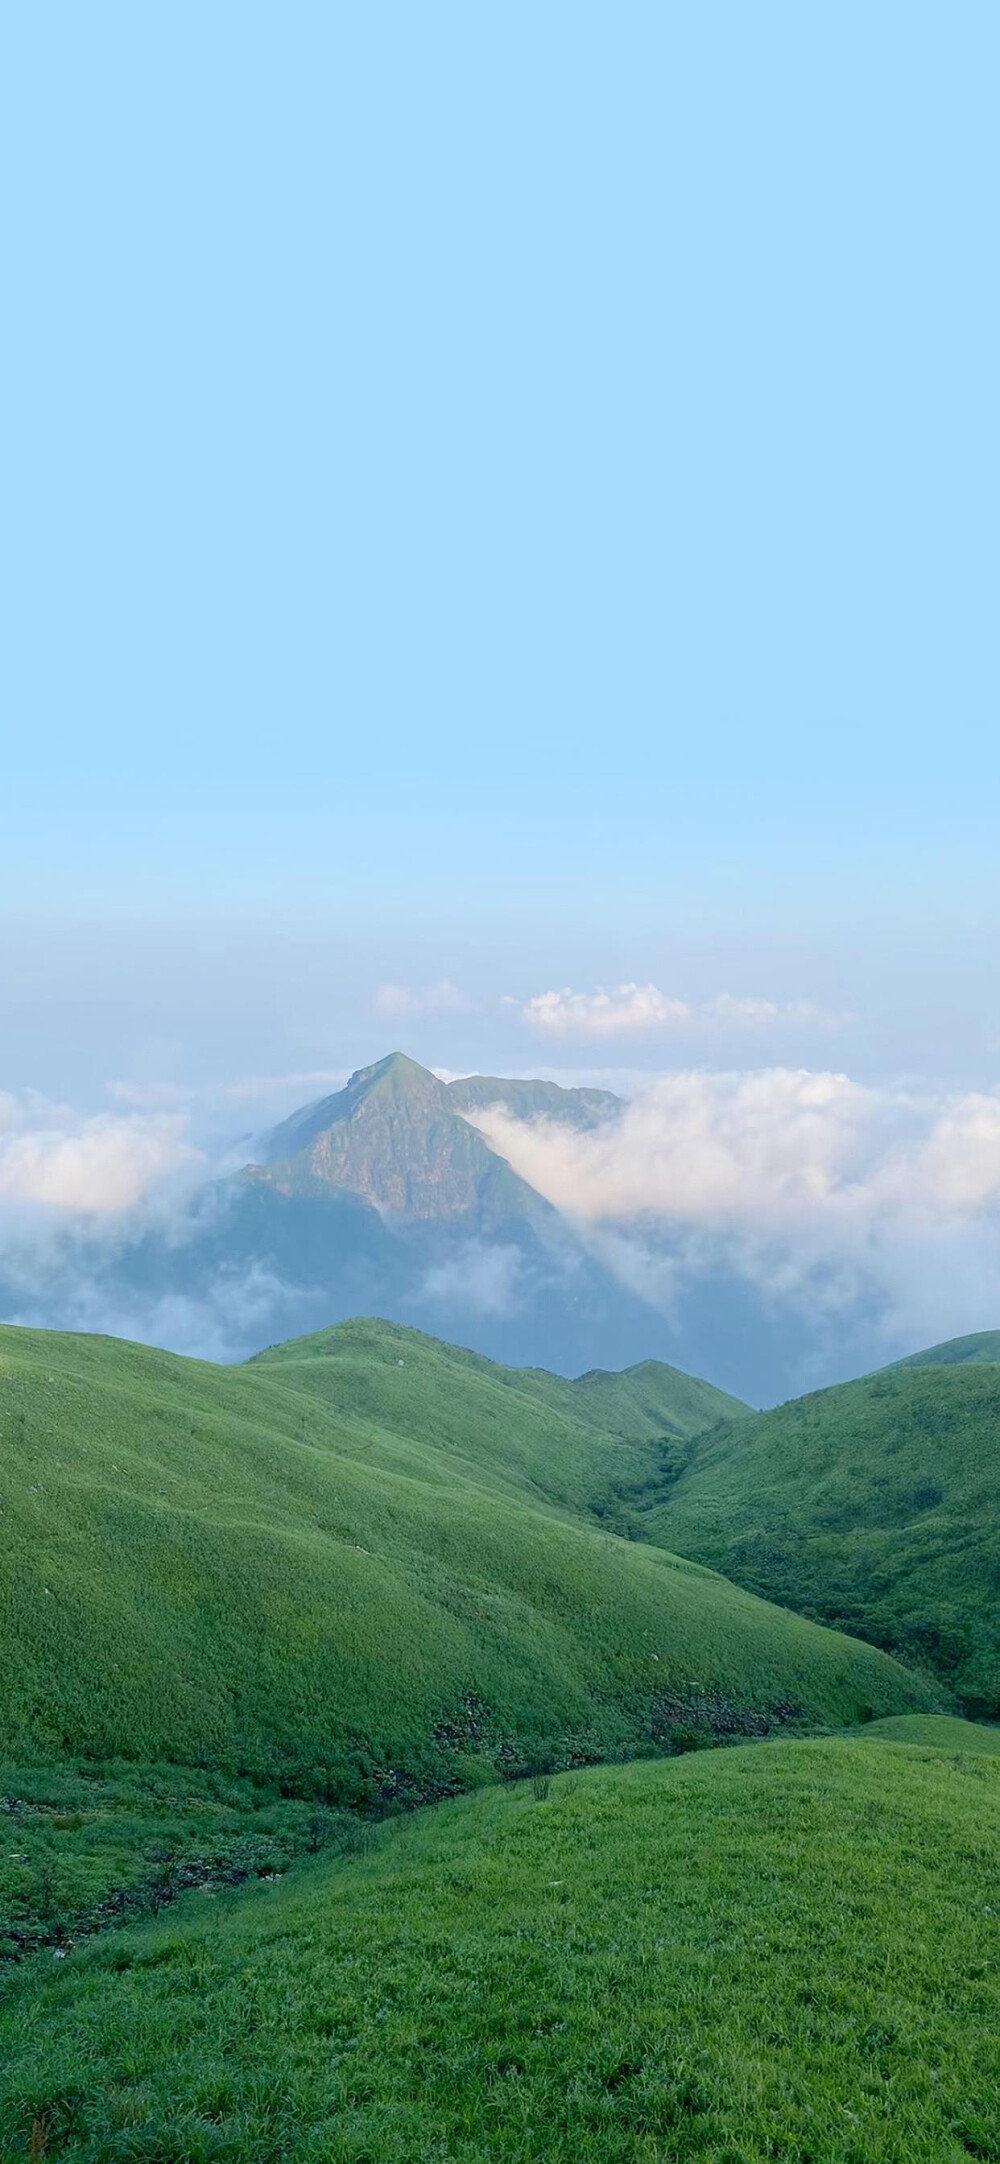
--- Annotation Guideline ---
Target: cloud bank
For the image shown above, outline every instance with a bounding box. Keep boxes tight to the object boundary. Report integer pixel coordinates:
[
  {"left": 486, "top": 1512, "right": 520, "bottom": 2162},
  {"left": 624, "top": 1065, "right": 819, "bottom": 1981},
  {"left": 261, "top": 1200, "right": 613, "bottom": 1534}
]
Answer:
[
  {"left": 419, "top": 1240, "right": 524, "bottom": 1318},
  {"left": 4, "top": 1060, "right": 1000, "bottom": 1392},
  {"left": 523, "top": 985, "right": 690, "bottom": 1035},
  {"left": 522, "top": 985, "right": 847, "bottom": 1036},
  {"left": 0, "top": 1092, "right": 202, "bottom": 1215},
  {"left": 0, "top": 1089, "right": 295, "bottom": 1363},
  {"left": 464, "top": 1068, "right": 1000, "bottom": 1366}
]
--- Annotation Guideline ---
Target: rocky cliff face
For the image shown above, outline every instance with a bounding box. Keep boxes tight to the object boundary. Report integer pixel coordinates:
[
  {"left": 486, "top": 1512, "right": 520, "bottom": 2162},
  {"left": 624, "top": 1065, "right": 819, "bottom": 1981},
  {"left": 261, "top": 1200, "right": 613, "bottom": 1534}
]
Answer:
[{"left": 255, "top": 1053, "right": 552, "bottom": 1228}]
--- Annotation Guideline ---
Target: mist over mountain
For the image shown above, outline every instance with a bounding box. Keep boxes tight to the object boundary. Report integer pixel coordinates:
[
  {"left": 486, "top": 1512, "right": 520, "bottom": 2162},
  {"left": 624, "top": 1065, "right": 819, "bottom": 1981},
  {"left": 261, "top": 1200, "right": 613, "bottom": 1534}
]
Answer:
[
  {"left": 1, "top": 1048, "right": 998, "bottom": 1404},
  {"left": 255, "top": 1054, "right": 565, "bottom": 1225},
  {"left": 127, "top": 1052, "right": 674, "bottom": 1379}
]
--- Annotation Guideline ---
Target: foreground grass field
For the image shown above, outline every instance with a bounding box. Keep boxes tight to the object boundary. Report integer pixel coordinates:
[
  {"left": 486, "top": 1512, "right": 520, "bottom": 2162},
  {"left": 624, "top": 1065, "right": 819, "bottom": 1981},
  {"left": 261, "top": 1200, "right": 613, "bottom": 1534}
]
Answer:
[
  {"left": 648, "top": 1355, "right": 1000, "bottom": 1713},
  {"left": 1, "top": 1721, "right": 996, "bottom": 2162},
  {"left": 0, "top": 1323, "right": 932, "bottom": 1809},
  {"left": 0, "top": 1756, "right": 361, "bottom": 1966}
]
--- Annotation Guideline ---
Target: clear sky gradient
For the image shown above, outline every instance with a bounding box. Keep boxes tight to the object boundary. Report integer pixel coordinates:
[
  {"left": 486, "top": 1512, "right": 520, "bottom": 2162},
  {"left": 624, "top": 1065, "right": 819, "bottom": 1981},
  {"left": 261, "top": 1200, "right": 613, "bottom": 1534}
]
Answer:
[{"left": 2, "top": 4, "right": 998, "bottom": 1098}]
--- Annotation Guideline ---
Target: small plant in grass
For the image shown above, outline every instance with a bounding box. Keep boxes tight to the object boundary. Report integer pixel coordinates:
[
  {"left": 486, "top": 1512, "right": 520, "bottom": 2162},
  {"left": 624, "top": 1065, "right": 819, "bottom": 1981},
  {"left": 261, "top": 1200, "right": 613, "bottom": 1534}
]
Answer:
[
  {"left": 306, "top": 1811, "right": 341, "bottom": 1853},
  {"left": 147, "top": 1854, "right": 180, "bottom": 1916},
  {"left": 670, "top": 1725, "right": 705, "bottom": 1755},
  {"left": 531, "top": 1774, "right": 551, "bottom": 1801},
  {"left": 34, "top": 1864, "right": 56, "bottom": 1921}
]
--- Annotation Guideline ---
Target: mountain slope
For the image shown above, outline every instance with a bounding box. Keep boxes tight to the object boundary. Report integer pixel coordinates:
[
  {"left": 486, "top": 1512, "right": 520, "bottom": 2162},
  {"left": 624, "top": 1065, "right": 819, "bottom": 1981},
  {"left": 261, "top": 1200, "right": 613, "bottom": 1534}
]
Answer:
[
  {"left": 890, "top": 1329, "right": 1000, "bottom": 1369},
  {"left": 565, "top": 1356, "right": 751, "bottom": 1444},
  {"left": 446, "top": 1072, "right": 623, "bottom": 1128},
  {"left": 2, "top": 1726, "right": 996, "bottom": 2161},
  {"left": 0, "top": 1052, "right": 828, "bottom": 1390},
  {"left": 258, "top": 1053, "right": 545, "bottom": 1227},
  {"left": 249, "top": 1317, "right": 751, "bottom": 1521},
  {"left": 135, "top": 1052, "right": 680, "bottom": 1371},
  {"left": 646, "top": 1357, "right": 1000, "bottom": 1712},
  {"left": 0, "top": 1323, "right": 934, "bottom": 1802}
]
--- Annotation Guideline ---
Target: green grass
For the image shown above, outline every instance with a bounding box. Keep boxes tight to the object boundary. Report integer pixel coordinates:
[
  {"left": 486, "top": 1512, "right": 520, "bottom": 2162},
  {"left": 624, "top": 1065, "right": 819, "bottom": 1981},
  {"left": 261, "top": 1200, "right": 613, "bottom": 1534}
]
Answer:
[
  {"left": 0, "top": 1318, "right": 988, "bottom": 2156},
  {"left": 647, "top": 1361, "right": 1000, "bottom": 1715},
  {"left": 858, "top": 1713, "right": 1000, "bottom": 1752},
  {"left": 0, "top": 1756, "right": 361, "bottom": 1966},
  {"left": 1, "top": 1724, "right": 997, "bottom": 2161},
  {"left": 0, "top": 1320, "right": 932, "bottom": 1807},
  {"left": 890, "top": 1331, "right": 1000, "bottom": 1369},
  {"left": 249, "top": 1315, "right": 751, "bottom": 1518}
]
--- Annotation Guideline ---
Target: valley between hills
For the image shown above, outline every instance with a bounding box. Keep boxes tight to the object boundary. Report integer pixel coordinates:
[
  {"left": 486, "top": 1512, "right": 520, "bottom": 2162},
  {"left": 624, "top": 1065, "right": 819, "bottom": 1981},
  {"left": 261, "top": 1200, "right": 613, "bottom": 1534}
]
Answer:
[{"left": 0, "top": 1288, "right": 998, "bottom": 2158}]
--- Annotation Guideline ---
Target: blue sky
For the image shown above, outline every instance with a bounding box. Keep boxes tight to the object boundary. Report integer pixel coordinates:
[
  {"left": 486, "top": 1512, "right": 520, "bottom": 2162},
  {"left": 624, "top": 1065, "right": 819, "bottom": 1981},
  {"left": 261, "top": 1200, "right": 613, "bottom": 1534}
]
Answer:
[{"left": 2, "top": 3, "right": 998, "bottom": 1103}]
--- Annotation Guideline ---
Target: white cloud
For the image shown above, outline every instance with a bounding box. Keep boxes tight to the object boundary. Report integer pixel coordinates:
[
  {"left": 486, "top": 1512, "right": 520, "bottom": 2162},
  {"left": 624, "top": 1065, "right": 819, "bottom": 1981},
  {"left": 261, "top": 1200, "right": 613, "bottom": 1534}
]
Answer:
[
  {"left": 0, "top": 1081, "right": 336, "bottom": 1363},
  {"left": 0, "top": 1097, "right": 202, "bottom": 1214},
  {"left": 1, "top": 1259, "right": 310, "bottom": 1367},
  {"left": 522, "top": 986, "right": 849, "bottom": 1038},
  {"left": 374, "top": 980, "right": 474, "bottom": 1019},
  {"left": 461, "top": 1069, "right": 1000, "bottom": 1358},
  {"left": 523, "top": 985, "right": 692, "bottom": 1036},
  {"left": 705, "top": 994, "right": 848, "bottom": 1029},
  {"left": 464, "top": 1070, "right": 869, "bottom": 1221}
]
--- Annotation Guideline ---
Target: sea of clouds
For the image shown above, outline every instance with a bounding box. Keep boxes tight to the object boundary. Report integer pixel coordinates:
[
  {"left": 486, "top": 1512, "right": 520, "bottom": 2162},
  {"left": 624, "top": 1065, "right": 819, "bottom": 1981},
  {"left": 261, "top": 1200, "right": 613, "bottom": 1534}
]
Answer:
[
  {"left": 2, "top": 1063, "right": 1000, "bottom": 1388},
  {"left": 463, "top": 1067, "right": 1000, "bottom": 1374}
]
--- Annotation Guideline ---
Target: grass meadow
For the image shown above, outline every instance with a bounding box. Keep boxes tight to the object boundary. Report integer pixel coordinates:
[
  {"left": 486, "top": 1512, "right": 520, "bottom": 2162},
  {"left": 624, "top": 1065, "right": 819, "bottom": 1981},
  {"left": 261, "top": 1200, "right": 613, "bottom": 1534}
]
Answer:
[
  {"left": 0, "top": 1722, "right": 996, "bottom": 2161},
  {"left": 650, "top": 1360, "right": 1000, "bottom": 1713},
  {"left": 0, "top": 1324, "right": 934, "bottom": 1812}
]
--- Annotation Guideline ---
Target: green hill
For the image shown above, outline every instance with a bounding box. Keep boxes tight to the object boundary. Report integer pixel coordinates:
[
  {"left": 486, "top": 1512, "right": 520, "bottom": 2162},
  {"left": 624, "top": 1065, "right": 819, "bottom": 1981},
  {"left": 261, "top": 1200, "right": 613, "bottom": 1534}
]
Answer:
[
  {"left": 859, "top": 1711, "right": 1000, "bottom": 1751},
  {"left": 0, "top": 1320, "right": 932, "bottom": 1810},
  {"left": 1, "top": 1723, "right": 996, "bottom": 2161},
  {"left": 890, "top": 1328, "right": 1000, "bottom": 1369},
  {"left": 647, "top": 1359, "right": 1000, "bottom": 1713},
  {"left": 249, "top": 1316, "right": 751, "bottom": 1521}
]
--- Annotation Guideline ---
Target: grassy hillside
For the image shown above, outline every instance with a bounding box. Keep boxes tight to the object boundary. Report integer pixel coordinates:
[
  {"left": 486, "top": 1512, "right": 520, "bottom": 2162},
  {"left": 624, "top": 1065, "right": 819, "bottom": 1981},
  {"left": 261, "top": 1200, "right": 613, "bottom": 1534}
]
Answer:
[
  {"left": 0, "top": 1755, "right": 355, "bottom": 1968},
  {"left": 860, "top": 1712, "right": 1000, "bottom": 1752},
  {"left": 890, "top": 1329, "right": 1000, "bottom": 1369},
  {"left": 0, "top": 1321, "right": 933, "bottom": 1810},
  {"left": 250, "top": 1315, "right": 750, "bottom": 1519},
  {"left": 1, "top": 1724, "right": 996, "bottom": 2161},
  {"left": 647, "top": 1361, "right": 1000, "bottom": 1713}
]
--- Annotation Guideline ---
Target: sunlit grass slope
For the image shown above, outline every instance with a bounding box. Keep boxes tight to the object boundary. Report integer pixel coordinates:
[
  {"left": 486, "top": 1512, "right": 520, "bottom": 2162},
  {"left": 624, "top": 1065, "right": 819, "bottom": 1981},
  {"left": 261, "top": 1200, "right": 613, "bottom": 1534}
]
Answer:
[
  {"left": 0, "top": 1322, "right": 933, "bottom": 1802},
  {"left": 648, "top": 1360, "right": 1000, "bottom": 1714},
  {"left": 1, "top": 1726, "right": 997, "bottom": 2162}
]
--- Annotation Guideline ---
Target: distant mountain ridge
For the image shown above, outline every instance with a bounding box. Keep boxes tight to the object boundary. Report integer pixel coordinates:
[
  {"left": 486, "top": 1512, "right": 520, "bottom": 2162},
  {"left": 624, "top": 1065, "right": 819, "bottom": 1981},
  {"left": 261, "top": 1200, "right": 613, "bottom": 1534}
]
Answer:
[
  {"left": 6, "top": 1048, "right": 990, "bottom": 1397},
  {"left": 254, "top": 1053, "right": 556, "bottom": 1226},
  {"left": 250, "top": 1314, "right": 751, "bottom": 1522},
  {"left": 145, "top": 1048, "right": 681, "bottom": 1374},
  {"left": 0, "top": 1051, "right": 679, "bottom": 1378},
  {"left": 445, "top": 1072, "right": 623, "bottom": 1129}
]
